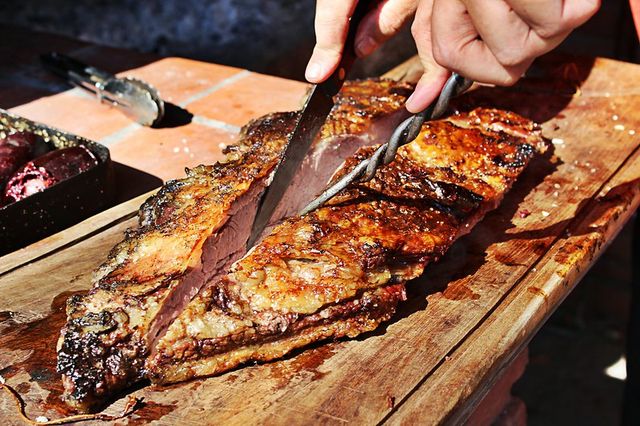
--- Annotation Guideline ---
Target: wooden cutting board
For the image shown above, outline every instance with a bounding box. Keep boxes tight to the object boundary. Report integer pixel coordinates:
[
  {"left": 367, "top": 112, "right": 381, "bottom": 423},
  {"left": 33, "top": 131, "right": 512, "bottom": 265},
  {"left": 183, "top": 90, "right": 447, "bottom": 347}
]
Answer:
[{"left": 1, "top": 54, "right": 640, "bottom": 425}]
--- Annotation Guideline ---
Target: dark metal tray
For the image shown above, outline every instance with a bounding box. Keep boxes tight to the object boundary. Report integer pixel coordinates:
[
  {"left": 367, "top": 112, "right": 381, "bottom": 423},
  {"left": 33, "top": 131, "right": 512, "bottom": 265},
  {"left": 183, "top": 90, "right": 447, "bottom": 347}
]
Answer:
[{"left": 0, "top": 109, "right": 114, "bottom": 256}]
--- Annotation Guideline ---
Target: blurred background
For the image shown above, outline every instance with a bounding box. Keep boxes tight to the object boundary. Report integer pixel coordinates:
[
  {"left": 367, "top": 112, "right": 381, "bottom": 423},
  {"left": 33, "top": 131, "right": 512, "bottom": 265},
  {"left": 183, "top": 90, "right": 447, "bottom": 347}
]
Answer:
[
  {"left": 1, "top": 0, "right": 637, "bottom": 80},
  {"left": 0, "top": 0, "right": 638, "bottom": 424}
]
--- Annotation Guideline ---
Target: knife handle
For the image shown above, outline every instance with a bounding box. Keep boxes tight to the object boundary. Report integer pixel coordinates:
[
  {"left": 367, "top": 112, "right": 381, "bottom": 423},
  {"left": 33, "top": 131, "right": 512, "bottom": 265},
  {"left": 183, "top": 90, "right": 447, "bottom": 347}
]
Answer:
[{"left": 319, "top": 0, "right": 372, "bottom": 97}]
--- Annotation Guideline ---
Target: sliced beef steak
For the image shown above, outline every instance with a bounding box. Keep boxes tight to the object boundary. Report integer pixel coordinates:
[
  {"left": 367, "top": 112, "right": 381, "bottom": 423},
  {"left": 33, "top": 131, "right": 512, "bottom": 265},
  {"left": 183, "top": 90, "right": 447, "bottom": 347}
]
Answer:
[
  {"left": 57, "top": 79, "right": 413, "bottom": 412},
  {"left": 146, "top": 108, "right": 545, "bottom": 384}
]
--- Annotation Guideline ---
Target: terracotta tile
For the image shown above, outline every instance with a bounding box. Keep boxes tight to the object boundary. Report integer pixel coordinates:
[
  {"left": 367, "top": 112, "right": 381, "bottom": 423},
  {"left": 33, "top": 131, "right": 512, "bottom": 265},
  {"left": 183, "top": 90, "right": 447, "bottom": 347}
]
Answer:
[
  {"left": 10, "top": 90, "right": 132, "bottom": 141},
  {"left": 116, "top": 57, "right": 243, "bottom": 106},
  {"left": 187, "top": 72, "right": 309, "bottom": 127},
  {"left": 108, "top": 122, "right": 236, "bottom": 181}
]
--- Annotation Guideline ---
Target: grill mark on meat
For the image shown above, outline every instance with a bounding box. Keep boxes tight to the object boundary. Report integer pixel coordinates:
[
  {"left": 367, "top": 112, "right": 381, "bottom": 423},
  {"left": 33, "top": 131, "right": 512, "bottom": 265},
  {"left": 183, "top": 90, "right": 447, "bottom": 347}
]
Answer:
[{"left": 57, "top": 79, "right": 414, "bottom": 412}]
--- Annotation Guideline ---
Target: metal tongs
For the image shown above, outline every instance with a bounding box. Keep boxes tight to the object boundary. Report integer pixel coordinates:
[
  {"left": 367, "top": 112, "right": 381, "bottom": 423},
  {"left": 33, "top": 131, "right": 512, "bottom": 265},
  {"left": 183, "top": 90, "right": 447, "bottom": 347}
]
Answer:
[
  {"left": 41, "top": 52, "right": 165, "bottom": 127},
  {"left": 301, "top": 73, "right": 473, "bottom": 214}
]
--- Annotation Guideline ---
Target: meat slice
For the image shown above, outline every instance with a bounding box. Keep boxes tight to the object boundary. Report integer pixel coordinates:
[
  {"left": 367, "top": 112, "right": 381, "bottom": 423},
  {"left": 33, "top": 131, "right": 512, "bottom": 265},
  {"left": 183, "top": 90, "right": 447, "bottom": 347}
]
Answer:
[
  {"left": 146, "top": 108, "right": 545, "bottom": 384},
  {"left": 57, "top": 79, "right": 413, "bottom": 412},
  {"left": 268, "top": 79, "right": 413, "bottom": 223},
  {"left": 149, "top": 284, "right": 407, "bottom": 384}
]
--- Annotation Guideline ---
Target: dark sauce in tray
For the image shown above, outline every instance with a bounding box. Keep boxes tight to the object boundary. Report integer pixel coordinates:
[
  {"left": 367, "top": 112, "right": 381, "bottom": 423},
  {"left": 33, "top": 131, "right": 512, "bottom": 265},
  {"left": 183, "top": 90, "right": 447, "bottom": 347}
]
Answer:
[{"left": 3, "top": 145, "right": 98, "bottom": 205}]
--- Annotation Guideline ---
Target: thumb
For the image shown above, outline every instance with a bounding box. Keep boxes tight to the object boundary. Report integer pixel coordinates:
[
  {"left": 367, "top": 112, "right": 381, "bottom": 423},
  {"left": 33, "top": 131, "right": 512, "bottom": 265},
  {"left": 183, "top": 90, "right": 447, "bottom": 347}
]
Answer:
[{"left": 405, "top": 0, "right": 449, "bottom": 113}]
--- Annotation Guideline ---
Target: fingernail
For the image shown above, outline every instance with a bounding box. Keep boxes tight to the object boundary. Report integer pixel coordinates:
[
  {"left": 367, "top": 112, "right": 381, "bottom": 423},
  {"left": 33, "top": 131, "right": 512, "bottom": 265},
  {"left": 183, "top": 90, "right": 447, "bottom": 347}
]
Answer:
[
  {"left": 355, "top": 36, "right": 377, "bottom": 57},
  {"left": 405, "top": 92, "right": 415, "bottom": 109},
  {"left": 306, "top": 62, "right": 322, "bottom": 82}
]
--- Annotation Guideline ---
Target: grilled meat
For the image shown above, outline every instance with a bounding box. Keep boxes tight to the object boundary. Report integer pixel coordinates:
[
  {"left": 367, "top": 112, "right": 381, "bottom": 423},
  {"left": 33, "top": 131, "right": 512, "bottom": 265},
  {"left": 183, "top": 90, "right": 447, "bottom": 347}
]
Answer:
[
  {"left": 57, "top": 79, "right": 414, "bottom": 412},
  {"left": 147, "top": 108, "right": 543, "bottom": 384},
  {"left": 57, "top": 75, "right": 543, "bottom": 410}
]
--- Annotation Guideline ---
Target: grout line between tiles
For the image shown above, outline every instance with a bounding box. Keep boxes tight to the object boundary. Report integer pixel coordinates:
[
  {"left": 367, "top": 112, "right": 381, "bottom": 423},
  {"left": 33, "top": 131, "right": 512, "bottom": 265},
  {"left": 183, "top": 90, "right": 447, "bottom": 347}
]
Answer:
[
  {"left": 66, "top": 87, "right": 97, "bottom": 100},
  {"left": 192, "top": 115, "right": 241, "bottom": 134},
  {"left": 178, "top": 69, "right": 251, "bottom": 107},
  {"left": 99, "top": 123, "right": 141, "bottom": 146}
]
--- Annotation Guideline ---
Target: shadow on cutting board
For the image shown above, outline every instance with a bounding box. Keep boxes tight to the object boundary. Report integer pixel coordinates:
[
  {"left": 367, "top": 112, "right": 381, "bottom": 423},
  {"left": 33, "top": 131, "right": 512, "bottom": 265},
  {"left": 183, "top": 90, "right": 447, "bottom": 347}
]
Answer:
[
  {"left": 457, "top": 53, "right": 596, "bottom": 124},
  {"left": 112, "top": 161, "right": 163, "bottom": 204}
]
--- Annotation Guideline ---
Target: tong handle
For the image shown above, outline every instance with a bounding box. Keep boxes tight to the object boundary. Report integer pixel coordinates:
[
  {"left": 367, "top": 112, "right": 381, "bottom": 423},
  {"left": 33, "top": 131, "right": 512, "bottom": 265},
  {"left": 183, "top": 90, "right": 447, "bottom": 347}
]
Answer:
[
  {"left": 41, "top": 52, "right": 164, "bottom": 126},
  {"left": 40, "top": 52, "right": 113, "bottom": 89}
]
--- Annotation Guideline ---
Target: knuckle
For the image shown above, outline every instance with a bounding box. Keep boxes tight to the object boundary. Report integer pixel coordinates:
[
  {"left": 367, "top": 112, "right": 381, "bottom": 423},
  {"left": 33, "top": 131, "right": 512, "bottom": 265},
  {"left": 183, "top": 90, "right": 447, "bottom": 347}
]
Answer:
[
  {"left": 431, "top": 42, "right": 454, "bottom": 68},
  {"left": 535, "top": 0, "right": 600, "bottom": 39},
  {"left": 534, "top": 24, "right": 565, "bottom": 39},
  {"left": 379, "top": 11, "right": 406, "bottom": 36},
  {"left": 494, "top": 48, "right": 530, "bottom": 68},
  {"left": 410, "top": 20, "right": 421, "bottom": 39}
]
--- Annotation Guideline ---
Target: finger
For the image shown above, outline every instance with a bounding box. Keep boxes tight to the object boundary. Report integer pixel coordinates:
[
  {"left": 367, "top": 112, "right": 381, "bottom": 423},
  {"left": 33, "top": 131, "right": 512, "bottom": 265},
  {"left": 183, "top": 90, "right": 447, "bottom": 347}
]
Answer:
[
  {"left": 505, "top": 0, "right": 600, "bottom": 39},
  {"left": 431, "top": 0, "right": 530, "bottom": 86},
  {"left": 306, "top": 0, "right": 358, "bottom": 83},
  {"left": 354, "top": 0, "right": 418, "bottom": 57},
  {"left": 406, "top": 70, "right": 450, "bottom": 113},
  {"left": 462, "top": 0, "right": 561, "bottom": 68},
  {"left": 406, "top": 0, "right": 449, "bottom": 113},
  {"left": 560, "top": 0, "right": 601, "bottom": 30}
]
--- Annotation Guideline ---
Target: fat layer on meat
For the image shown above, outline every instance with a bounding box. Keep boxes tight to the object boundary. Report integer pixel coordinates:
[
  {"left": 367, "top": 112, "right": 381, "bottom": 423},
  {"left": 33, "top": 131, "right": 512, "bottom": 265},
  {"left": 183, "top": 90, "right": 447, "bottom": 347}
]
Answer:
[
  {"left": 147, "top": 108, "right": 544, "bottom": 384},
  {"left": 57, "top": 79, "right": 413, "bottom": 412}
]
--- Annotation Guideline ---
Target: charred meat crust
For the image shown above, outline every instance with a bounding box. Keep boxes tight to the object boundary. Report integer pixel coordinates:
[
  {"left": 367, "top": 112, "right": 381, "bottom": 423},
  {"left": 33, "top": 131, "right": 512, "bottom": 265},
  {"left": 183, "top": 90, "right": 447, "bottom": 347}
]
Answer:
[
  {"left": 148, "top": 284, "right": 406, "bottom": 383},
  {"left": 57, "top": 79, "right": 414, "bottom": 412},
  {"left": 210, "top": 109, "right": 542, "bottom": 320}
]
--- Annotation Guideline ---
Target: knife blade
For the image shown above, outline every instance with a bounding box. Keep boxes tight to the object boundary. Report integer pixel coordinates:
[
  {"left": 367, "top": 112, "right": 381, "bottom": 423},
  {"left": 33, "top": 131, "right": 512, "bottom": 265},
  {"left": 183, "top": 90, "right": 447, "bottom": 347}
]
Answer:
[{"left": 247, "top": 1, "right": 371, "bottom": 249}]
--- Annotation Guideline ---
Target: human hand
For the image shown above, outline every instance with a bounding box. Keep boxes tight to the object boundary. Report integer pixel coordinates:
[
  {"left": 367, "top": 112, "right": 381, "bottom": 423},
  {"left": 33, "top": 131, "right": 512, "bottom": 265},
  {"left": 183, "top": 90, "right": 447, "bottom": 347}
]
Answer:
[
  {"left": 408, "top": 0, "right": 601, "bottom": 111},
  {"left": 306, "top": 0, "right": 601, "bottom": 114}
]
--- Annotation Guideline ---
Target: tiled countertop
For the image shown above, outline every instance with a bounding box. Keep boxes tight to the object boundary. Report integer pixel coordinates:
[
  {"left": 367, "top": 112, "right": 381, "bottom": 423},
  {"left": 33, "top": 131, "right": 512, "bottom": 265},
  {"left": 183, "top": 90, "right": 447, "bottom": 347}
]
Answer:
[{"left": 2, "top": 26, "right": 309, "bottom": 198}]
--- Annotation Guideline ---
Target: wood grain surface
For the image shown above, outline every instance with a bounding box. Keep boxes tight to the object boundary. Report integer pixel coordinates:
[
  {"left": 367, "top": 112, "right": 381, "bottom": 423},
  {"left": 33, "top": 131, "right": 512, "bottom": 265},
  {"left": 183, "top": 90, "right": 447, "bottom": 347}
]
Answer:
[{"left": 1, "top": 53, "right": 640, "bottom": 425}]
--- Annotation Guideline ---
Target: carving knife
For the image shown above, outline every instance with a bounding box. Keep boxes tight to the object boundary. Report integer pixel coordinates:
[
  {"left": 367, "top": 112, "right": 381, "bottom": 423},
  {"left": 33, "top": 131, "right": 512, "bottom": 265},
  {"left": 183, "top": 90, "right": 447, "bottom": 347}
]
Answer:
[{"left": 247, "top": 1, "right": 370, "bottom": 249}]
